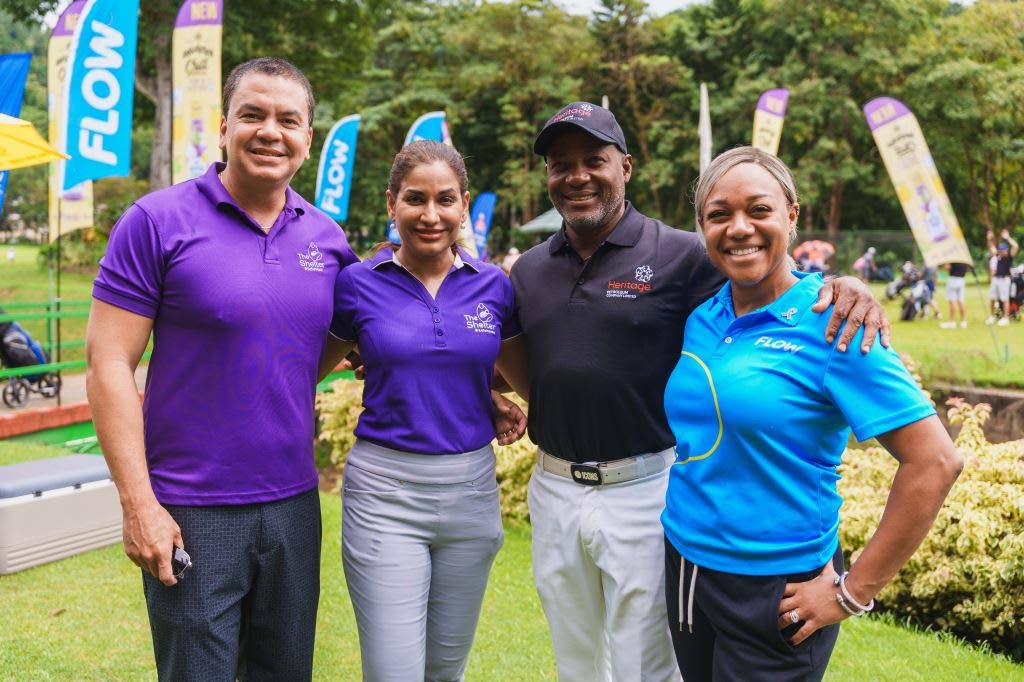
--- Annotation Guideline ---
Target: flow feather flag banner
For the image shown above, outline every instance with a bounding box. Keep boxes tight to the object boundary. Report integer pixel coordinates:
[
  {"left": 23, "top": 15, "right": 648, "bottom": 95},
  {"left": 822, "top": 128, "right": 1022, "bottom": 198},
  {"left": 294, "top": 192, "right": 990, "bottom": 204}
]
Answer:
[
  {"left": 60, "top": 0, "right": 140, "bottom": 191},
  {"left": 315, "top": 114, "right": 360, "bottom": 223},
  {"left": 470, "top": 192, "right": 496, "bottom": 260},
  {"left": 864, "top": 97, "right": 971, "bottom": 267},
  {"left": 0, "top": 53, "right": 32, "bottom": 217},
  {"left": 404, "top": 111, "right": 451, "bottom": 146},
  {"left": 172, "top": 0, "right": 223, "bottom": 184},
  {"left": 48, "top": 0, "right": 94, "bottom": 238},
  {"left": 752, "top": 88, "right": 789, "bottom": 156}
]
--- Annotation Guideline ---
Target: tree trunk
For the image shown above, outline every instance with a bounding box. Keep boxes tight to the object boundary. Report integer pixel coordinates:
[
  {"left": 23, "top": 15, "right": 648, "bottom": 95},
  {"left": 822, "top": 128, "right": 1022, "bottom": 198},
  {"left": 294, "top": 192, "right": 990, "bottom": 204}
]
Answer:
[
  {"left": 149, "top": 32, "right": 173, "bottom": 190},
  {"left": 826, "top": 178, "right": 843, "bottom": 244}
]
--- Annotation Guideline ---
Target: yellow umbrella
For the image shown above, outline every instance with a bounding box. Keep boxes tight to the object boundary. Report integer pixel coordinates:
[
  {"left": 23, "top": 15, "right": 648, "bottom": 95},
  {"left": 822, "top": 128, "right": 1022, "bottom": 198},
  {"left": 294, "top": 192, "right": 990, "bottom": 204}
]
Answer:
[{"left": 0, "top": 113, "right": 68, "bottom": 171}]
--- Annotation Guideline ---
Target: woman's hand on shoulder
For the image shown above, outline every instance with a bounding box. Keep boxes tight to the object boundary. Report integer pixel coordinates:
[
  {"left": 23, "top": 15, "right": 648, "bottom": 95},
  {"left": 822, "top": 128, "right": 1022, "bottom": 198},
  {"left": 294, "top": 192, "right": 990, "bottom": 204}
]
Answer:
[{"left": 812, "top": 276, "right": 891, "bottom": 353}]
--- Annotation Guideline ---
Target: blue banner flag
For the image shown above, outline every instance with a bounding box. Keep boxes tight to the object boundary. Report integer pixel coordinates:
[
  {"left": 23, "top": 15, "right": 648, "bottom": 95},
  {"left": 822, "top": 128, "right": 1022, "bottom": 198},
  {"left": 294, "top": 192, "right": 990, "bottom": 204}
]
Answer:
[
  {"left": 60, "top": 0, "right": 139, "bottom": 191},
  {"left": 404, "top": 111, "right": 451, "bottom": 146},
  {"left": 0, "top": 53, "right": 33, "bottom": 216},
  {"left": 315, "top": 114, "right": 360, "bottom": 223},
  {"left": 470, "top": 192, "right": 496, "bottom": 260}
]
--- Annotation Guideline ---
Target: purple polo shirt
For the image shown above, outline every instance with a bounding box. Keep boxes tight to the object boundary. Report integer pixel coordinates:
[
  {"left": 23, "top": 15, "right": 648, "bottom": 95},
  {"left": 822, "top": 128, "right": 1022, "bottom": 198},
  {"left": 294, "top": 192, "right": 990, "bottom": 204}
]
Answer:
[
  {"left": 93, "top": 162, "right": 358, "bottom": 505},
  {"left": 330, "top": 248, "right": 520, "bottom": 455}
]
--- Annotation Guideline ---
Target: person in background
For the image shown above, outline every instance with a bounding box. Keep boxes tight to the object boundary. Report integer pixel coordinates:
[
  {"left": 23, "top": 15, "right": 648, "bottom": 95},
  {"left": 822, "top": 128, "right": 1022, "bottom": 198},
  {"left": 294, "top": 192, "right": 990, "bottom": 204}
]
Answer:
[
  {"left": 986, "top": 229, "right": 1019, "bottom": 326},
  {"left": 329, "top": 140, "right": 529, "bottom": 681},
  {"left": 662, "top": 146, "right": 962, "bottom": 681},
  {"left": 854, "top": 246, "right": 876, "bottom": 281},
  {"left": 86, "top": 58, "right": 358, "bottom": 679},
  {"left": 502, "top": 246, "right": 521, "bottom": 274},
  {"left": 940, "top": 261, "right": 972, "bottom": 329}
]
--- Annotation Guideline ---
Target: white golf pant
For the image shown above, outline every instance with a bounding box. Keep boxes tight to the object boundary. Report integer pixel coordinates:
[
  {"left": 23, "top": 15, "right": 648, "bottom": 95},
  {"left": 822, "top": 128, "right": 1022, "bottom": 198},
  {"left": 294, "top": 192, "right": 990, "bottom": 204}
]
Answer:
[{"left": 528, "top": 449, "right": 681, "bottom": 682}]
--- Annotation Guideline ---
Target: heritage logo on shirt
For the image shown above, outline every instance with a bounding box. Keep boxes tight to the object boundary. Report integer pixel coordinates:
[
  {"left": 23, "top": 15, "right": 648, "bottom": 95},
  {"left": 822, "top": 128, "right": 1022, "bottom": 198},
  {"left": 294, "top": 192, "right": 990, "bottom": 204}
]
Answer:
[
  {"left": 606, "top": 264, "right": 654, "bottom": 299},
  {"left": 297, "top": 242, "right": 326, "bottom": 272},
  {"left": 465, "top": 303, "right": 497, "bottom": 334},
  {"left": 754, "top": 336, "right": 804, "bottom": 353}
]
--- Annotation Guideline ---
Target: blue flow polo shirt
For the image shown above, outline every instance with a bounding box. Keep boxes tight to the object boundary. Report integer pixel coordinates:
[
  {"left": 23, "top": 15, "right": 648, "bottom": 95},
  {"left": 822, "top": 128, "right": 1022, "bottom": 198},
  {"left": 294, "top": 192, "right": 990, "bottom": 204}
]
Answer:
[
  {"left": 661, "top": 273, "right": 935, "bottom": 575},
  {"left": 330, "top": 247, "right": 520, "bottom": 455},
  {"left": 93, "top": 162, "right": 359, "bottom": 506}
]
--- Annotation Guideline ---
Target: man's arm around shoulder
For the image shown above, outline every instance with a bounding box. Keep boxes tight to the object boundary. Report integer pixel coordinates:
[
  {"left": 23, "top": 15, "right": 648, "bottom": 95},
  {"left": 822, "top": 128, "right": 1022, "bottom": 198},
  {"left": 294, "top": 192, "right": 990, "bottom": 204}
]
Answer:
[{"left": 86, "top": 299, "right": 182, "bottom": 586}]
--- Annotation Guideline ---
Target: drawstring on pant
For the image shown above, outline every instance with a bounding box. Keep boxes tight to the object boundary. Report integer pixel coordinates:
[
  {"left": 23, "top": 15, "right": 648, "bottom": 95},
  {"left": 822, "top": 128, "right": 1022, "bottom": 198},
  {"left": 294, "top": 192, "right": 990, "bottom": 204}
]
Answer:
[{"left": 678, "top": 556, "right": 699, "bottom": 633}]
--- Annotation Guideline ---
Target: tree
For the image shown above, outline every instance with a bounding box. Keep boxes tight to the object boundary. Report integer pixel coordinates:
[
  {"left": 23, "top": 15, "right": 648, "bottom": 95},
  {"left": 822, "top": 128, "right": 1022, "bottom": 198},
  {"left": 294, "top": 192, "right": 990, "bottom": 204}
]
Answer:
[{"left": 902, "top": 1, "right": 1024, "bottom": 242}]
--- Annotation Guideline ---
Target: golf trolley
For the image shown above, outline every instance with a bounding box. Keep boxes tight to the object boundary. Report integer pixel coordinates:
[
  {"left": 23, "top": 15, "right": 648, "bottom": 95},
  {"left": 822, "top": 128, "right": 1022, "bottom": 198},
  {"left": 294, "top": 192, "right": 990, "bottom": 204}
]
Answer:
[{"left": 0, "top": 311, "right": 61, "bottom": 408}]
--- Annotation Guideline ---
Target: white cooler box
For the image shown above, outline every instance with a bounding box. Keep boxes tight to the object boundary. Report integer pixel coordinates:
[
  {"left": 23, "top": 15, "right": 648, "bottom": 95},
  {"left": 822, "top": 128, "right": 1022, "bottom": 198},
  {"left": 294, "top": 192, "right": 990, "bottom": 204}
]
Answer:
[{"left": 0, "top": 454, "right": 122, "bottom": 575}]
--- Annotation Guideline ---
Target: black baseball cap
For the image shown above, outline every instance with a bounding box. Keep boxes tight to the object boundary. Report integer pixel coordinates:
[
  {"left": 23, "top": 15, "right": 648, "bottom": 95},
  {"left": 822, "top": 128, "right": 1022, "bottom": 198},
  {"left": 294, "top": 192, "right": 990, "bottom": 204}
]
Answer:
[{"left": 533, "top": 102, "right": 628, "bottom": 156}]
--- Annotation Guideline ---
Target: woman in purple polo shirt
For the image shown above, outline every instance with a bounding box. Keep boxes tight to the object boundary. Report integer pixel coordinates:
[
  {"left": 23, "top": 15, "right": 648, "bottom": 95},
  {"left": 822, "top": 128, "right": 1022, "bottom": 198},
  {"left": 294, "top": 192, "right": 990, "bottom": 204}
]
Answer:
[{"left": 329, "top": 140, "right": 529, "bottom": 680}]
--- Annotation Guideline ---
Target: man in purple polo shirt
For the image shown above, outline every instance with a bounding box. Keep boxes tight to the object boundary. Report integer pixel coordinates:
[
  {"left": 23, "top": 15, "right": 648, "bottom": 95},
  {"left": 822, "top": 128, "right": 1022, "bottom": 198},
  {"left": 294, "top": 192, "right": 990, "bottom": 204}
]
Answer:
[{"left": 85, "top": 58, "right": 357, "bottom": 680}]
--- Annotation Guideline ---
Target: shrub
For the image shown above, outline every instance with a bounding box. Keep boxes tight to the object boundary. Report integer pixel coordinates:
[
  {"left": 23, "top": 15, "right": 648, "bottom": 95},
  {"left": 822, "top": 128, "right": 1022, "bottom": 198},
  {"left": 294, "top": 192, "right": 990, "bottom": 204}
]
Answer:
[
  {"left": 315, "top": 381, "right": 537, "bottom": 522},
  {"left": 838, "top": 399, "right": 1024, "bottom": 659}
]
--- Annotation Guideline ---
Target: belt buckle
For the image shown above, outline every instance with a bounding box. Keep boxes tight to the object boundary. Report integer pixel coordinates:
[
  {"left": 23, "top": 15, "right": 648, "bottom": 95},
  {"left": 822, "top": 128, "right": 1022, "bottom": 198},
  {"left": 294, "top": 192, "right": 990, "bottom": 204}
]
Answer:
[{"left": 569, "top": 463, "right": 602, "bottom": 486}]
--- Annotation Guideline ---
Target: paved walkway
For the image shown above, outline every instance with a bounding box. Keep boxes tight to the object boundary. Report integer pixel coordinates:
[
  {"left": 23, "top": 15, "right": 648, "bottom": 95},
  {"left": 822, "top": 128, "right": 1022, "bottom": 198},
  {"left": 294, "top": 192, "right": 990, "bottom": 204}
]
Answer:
[{"left": 1, "top": 367, "right": 147, "bottom": 416}]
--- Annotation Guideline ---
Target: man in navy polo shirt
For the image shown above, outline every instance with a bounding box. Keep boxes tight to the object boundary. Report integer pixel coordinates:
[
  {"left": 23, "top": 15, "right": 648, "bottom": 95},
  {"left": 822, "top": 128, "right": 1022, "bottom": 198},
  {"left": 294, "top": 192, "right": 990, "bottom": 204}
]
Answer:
[
  {"left": 511, "top": 102, "right": 889, "bottom": 681},
  {"left": 85, "top": 58, "right": 358, "bottom": 680}
]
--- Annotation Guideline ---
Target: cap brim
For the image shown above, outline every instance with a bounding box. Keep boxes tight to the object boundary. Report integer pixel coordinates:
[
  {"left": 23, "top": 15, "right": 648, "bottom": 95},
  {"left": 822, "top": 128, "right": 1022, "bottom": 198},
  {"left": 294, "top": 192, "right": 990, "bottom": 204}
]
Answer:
[{"left": 534, "top": 121, "right": 623, "bottom": 156}]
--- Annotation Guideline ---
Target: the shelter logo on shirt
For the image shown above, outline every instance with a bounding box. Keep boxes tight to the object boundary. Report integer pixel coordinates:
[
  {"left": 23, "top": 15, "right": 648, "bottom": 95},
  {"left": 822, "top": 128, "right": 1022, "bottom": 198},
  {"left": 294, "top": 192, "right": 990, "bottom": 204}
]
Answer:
[
  {"left": 465, "top": 303, "right": 497, "bottom": 334},
  {"left": 298, "top": 242, "right": 325, "bottom": 272}
]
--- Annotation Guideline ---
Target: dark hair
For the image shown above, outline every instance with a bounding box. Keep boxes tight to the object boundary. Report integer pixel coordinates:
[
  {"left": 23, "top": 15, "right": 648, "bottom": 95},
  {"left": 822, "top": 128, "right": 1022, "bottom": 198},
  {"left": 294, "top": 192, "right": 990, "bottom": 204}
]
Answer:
[
  {"left": 388, "top": 140, "right": 469, "bottom": 197},
  {"left": 222, "top": 57, "right": 315, "bottom": 126}
]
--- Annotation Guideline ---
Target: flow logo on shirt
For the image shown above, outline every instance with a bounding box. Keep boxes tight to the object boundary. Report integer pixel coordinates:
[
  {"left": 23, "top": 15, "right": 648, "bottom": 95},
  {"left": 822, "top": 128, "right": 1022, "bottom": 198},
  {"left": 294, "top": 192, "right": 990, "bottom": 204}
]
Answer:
[
  {"left": 298, "top": 242, "right": 325, "bottom": 272},
  {"left": 754, "top": 336, "right": 804, "bottom": 353},
  {"left": 465, "top": 303, "right": 497, "bottom": 334}
]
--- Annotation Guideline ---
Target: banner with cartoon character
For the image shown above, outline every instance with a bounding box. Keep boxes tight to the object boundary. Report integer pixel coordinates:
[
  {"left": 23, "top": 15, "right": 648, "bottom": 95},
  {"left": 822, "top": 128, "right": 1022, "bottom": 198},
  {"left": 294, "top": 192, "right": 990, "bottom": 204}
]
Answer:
[
  {"left": 752, "top": 88, "right": 788, "bottom": 156},
  {"left": 864, "top": 96, "right": 971, "bottom": 266},
  {"left": 47, "top": 0, "right": 94, "bottom": 240},
  {"left": 172, "top": 0, "right": 223, "bottom": 184}
]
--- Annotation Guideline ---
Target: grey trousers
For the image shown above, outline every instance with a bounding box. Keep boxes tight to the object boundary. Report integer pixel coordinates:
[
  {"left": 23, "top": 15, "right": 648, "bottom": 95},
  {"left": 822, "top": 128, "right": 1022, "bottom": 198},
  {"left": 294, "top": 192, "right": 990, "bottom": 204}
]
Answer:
[
  {"left": 142, "top": 488, "right": 321, "bottom": 681},
  {"left": 341, "top": 440, "right": 504, "bottom": 681}
]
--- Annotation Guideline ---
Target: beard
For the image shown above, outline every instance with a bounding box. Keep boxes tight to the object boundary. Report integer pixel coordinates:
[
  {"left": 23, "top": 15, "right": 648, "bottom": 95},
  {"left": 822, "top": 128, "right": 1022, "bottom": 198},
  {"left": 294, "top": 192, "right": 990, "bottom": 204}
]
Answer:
[{"left": 557, "top": 183, "right": 626, "bottom": 236}]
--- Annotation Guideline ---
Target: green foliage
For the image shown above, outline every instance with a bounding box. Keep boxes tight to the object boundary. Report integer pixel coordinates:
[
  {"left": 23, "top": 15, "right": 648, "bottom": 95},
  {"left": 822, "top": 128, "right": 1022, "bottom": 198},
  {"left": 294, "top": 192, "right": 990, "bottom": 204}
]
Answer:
[{"left": 839, "top": 400, "right": 1024, "bottom": 659}]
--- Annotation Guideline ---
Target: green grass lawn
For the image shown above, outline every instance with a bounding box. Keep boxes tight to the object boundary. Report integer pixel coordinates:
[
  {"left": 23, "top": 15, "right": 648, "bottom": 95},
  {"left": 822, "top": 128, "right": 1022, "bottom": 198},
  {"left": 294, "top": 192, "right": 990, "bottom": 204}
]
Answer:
[
  {"left": 871, "top": 279, "right": 1024, "bottom": 389},
  {"left": 1, "top": 443, "right": 1021, "bottom": 680},
  {"left": 0, "top": 243, "right": 96, "bottom": 366}
]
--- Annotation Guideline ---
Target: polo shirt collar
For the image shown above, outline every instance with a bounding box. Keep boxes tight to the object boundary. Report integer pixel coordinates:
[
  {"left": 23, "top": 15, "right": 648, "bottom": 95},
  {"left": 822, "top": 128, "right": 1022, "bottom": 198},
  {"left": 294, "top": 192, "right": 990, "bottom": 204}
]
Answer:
[
  {"left": 711, "top": 271, "right": 821, "bottom": 326},
  {"left": 547, "top": 201, "right": 643, "bottom": 255},
  {"left": 369, "top": 245, "right": 480, "bottom": 273},
  {"left": 195, "top": 161, "right": 306, "bottom": 217}
]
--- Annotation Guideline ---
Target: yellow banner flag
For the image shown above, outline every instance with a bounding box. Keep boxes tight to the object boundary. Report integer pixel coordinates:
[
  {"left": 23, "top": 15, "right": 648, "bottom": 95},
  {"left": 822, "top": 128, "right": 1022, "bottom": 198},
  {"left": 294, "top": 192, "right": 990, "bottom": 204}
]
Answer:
[
  {"left": 172, "top": 0, "right": 223, "bottom": 184},
  {"left": 864, "top": 97, "right": 971, "bottom": 267},
  {"left": 752, "top": 89, "right": 789, "bottom": 156},
  {"left": 47, "top": 0, "right": 94, "bottom": 242}
]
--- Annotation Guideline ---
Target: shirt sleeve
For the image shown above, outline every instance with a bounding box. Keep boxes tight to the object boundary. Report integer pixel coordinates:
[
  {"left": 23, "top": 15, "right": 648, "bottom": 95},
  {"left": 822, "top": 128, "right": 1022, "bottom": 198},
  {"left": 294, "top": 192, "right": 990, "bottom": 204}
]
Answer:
[
  {"left": 823, "top": 327, "right": 936, "bottom": 442},
  {"left": 685, "top": 244, "right": 728, "bottom": 319},
  {"left": 498, "top": 272, "right": 521, "bottom": 340},
  {"left": 92, "top": 204, "right": 165, "bottom": 319},
  {"left": 329, "top": 266, "right": 359, "bottom": 341}
]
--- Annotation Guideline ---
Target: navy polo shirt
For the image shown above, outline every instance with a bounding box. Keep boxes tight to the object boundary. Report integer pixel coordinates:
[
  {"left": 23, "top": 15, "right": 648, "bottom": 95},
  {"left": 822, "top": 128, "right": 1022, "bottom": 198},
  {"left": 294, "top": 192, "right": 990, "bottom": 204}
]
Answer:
[
  {"left": 662, "top": 274, "right": 935, "bottom": 575},
  {"left": 330, "top": 247, "right": 520, "bottom": 455},
  {"left": 510, "top": 202, "right": 726, "bottom": 463},
  {"left": 93, "top": 162, "right": 359, "bottom": 505}
]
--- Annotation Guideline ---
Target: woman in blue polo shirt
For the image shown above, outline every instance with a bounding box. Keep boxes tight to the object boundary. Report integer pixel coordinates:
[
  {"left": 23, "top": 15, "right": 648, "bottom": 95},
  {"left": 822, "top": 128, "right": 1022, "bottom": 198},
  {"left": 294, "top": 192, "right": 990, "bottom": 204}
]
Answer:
[
  {"left": 661, "top": 147, "right": 962, "bottom": 680},
  {"left": 329, "top": 140, "right": 529, "bottom": 680}
]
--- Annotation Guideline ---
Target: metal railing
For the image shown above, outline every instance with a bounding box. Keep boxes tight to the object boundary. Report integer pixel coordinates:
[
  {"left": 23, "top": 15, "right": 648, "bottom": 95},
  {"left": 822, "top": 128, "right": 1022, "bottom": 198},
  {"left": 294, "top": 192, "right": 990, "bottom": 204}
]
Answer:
[{"left": 0, "top": 300, "right": 92, "bottom": 381}]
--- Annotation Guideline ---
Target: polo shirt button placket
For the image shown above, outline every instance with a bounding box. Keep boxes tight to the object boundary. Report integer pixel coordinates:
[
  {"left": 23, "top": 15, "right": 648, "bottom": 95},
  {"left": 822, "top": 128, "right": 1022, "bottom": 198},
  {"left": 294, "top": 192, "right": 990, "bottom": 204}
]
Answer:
[{"left": 432, "top": 305, "right": 446, "bottom": 348}]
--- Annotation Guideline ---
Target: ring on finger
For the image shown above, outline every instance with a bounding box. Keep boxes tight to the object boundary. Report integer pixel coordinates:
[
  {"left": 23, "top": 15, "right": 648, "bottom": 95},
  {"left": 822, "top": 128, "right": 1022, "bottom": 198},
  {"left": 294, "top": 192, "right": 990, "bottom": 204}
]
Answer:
[{"left": 788, "top": 610, "right": 800, "bottom": 624}]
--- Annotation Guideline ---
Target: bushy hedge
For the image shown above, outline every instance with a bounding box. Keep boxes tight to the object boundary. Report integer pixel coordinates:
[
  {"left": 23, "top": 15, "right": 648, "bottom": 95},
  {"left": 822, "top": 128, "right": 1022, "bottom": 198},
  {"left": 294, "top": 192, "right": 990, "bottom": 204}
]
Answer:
[
  {"left": 316, "top": 381, "right": 1023, "bottom": 657},
  {"left": 839, "top": 399, "right": 1024, "bottom": 659}
]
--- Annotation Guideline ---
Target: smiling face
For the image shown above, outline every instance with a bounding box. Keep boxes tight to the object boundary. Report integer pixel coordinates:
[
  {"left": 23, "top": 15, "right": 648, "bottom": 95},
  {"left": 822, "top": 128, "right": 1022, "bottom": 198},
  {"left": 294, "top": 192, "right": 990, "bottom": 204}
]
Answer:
[
  {"left": 545, "top": 128, "right": 632, "bottom": 238},
  {"left": 701, "top": 162, "right": 799, "bottom": 295},
  {"left": 387, "top": 160, "right": 469, "bottom": 264},
  {"left": 219, "top": 73, "right": 313, "bottom": 192}
]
